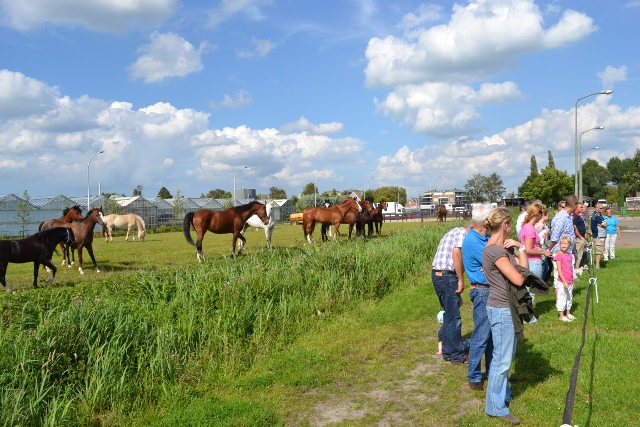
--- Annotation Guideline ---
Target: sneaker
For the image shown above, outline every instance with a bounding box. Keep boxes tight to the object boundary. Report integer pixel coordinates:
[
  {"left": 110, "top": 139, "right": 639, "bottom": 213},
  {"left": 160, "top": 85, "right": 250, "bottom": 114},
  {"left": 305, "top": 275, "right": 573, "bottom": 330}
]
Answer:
[
  {"left": 560, "top": 317, "right": 571, "bottom": 322},
  {"left": 494, "top": 413, "right": 520, "bottom": 425},
  {"left": 566, "top": 314, "right": 576, "bottom": 321},
  {"left": 527, "top": 316, "right": 538, "bottom": 324}
]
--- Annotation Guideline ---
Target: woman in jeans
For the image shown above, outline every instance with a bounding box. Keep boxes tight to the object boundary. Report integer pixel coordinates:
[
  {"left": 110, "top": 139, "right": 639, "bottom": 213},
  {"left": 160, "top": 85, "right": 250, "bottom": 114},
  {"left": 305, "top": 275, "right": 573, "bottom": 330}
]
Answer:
[{"left": 482, "top": 208, "right": 528, "bottom": 426}]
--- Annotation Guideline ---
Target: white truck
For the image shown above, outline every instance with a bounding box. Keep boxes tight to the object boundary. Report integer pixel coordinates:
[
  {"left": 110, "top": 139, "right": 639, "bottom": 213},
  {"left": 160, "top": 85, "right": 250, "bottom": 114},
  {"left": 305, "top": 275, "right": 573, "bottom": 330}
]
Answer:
[{"left": 382, "top": 202, "right": 405, "bottom": 214}]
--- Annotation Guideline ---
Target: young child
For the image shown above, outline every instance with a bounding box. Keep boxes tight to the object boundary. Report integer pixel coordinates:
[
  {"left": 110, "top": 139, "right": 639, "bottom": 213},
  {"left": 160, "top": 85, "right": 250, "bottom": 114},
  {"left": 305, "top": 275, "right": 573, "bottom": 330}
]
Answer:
[
  {"left": 554, "top": 235, "right": 576, "bottom": 322},
  {"left": 436, "top": 310, "right": 444, "bottom": 354}
]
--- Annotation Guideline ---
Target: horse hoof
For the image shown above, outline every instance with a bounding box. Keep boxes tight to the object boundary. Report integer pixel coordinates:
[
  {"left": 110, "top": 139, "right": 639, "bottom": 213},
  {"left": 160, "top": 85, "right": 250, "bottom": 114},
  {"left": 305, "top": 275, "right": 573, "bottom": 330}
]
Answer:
[
  {"left": 96, "top": 269, "right": 101, "bottom": 273},
  {"left": 79, "top": 269, "right": 85, "bottom": 275}
]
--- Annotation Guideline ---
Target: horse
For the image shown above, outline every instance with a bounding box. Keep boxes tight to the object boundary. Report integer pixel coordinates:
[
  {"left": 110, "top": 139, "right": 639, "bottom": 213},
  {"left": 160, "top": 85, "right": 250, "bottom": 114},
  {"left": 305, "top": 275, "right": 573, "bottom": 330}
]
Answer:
[
  {"left": 103, "top": 213, "right": 146, "bottom": 242},
  {"left": 369, "top": 199, "right": 388, "bottom": 237},
  {"left": 43, "top": 208, "right": 106, "bottom": 274},
  {"left": 302, "top": 197, "right": 361, "bottom": 243},
  {"left": 38, "top": 205, "right": 83, "bottom": 266},
  {"left": 0, "top": 227, "right": 78, "bottom": 292},
  {"left": 436, "top": 206, "right": 447, "bottom": 224},
  {"left": 240, "top": 201, "right": 275, "bottom": 249},
  {"left": 183, "top": 201, "right": 270, "bottom": 261},
  {"left": 322, "top": 199, "right": 373, "bottom": 240}
]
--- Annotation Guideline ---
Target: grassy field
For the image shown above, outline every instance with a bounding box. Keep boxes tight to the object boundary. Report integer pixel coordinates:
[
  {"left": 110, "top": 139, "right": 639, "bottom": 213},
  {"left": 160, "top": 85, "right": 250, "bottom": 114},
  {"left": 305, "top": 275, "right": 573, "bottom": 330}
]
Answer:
[{"left": 1, "top": 218, "right": 638, "bottom": 426}]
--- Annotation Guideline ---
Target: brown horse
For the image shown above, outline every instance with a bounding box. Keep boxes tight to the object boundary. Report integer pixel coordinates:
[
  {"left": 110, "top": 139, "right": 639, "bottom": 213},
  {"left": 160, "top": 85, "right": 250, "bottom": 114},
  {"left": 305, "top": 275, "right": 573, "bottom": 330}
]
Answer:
[
  {"left": 322, "top": 199, "right": 373, "bottom": 240},
  {"left": 369, "top": 199, "right": 388, "bottom": 237},
  {"left": 303, "top": 197, "right": 361, "bottom": 243},
  {"left": 183, "top": 201, "right": 270, "bottom": 261},
  {"left": 43, "top": 208, "right": 106, "bottom": 274},
  {"left": 436, "top": 206, "right": 447, "bottom": 224},
  {"left": 38, "top": 205, "right": 83, "bottom": 266}
]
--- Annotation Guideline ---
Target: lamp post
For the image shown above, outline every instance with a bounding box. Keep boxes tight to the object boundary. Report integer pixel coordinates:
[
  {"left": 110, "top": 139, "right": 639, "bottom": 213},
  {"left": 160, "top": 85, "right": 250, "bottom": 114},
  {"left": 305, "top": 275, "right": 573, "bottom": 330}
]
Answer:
[
  {"left": 314, "top": 173, "right": 326, "bottom": 207},
  {"left": 579, "top": 130, "right": 602, "bottom": 203},
  {"left": 574, "top": 91, "right": 613, "bottom": 195},
  {"left": 233, "top": 166, "right": 248, "bottom": 207},
  {"left": 87, "top": 150, "right": 104, "bottom": 210},
  {"left": 396, "top": 179, "right": 404, "bottom": 205},
  {"left": 363, "top": 177, "right": 371, "bottom": 201}
]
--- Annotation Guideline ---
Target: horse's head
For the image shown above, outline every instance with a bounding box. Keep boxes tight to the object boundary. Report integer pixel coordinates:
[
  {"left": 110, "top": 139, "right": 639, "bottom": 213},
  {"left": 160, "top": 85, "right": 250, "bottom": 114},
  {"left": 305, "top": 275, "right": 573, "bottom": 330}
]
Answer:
[
  {"left": 379, "top": 199, "right": 388, "bottom": 210},
  {"left": 350, "top": 197, "right": 362, "bottom": 212},
  {"left": 92, "top": 207, "right": 107, "bottom": 226},
  {"left": 323, "top": 199, "right": 331, "bottom": 208},
  {"left": 265, "top": 201, "right": 273, "bottom": 218},
  {"left": 254, "top": 203, "right": 270, "bottom": 225},
  {"left": 360, "top": 199, "right": 373, "bottom": 213}
]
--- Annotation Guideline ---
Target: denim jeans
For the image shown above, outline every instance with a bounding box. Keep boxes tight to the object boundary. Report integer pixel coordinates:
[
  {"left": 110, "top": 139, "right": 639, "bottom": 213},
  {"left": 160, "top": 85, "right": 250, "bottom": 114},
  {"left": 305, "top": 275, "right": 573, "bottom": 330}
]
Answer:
[
  {"left": 527, "top": 259, "right": 543, "bottom": 307},
  {"left": 468, "top": 287, "right": 492, "bottom": 383},
  {"left": 485, "top": 306, "right": 517, "bottom": 417},
  {"left": 431, "top": 271, "right": 465, "bottom": 362}
]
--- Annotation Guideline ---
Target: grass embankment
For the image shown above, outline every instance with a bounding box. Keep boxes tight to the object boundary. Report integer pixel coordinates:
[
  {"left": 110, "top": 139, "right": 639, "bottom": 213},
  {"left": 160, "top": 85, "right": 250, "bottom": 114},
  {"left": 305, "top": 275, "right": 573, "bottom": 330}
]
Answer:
[{"left": 0, "top": 221, "right": 443, "bottom": 426}]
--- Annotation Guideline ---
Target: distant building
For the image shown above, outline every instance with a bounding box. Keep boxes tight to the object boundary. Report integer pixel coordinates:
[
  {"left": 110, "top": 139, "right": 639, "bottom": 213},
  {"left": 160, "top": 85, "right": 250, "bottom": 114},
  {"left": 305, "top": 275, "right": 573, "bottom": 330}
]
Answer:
[
  {"left": 421, "top": 188, "right": 469, "bottom": 206},
  {"left": 405, "top": 197, "right": 420, "bottom": 210}
]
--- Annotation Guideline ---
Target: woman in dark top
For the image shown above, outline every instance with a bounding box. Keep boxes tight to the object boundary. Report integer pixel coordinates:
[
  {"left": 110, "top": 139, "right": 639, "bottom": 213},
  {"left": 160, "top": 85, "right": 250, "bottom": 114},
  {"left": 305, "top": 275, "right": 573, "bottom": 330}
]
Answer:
[{"left": 482, "top": 208, "right": 527, "bottom": 426}]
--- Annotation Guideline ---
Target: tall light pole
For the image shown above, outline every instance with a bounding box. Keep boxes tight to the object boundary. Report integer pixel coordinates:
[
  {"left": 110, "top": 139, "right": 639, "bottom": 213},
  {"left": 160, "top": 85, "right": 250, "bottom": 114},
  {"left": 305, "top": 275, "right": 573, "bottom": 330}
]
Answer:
[
  {"left": 87, "top": 150, "right": 104, "bottom": 210},
  {"left": 396, "top": 179, "right": 404, "bottom": 205},
  {"left": 363, "top": 177, "right": 371, "bottom": 201},
  {"left": 233, "top": 166, "right": 248, "bottom": 207},
  {"left": 314, "top": 173, "right": 326, "bottom": 207},
  {"left": 574, "top": 91, "right": 613, "bottom": 195},
  {"left": 578, "top": 123, "right": 603, "bottom": 203}
]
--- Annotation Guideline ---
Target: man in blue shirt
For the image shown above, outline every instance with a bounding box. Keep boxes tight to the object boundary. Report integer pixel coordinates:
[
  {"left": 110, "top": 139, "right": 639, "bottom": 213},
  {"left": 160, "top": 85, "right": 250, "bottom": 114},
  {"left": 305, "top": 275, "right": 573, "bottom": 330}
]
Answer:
[
  {"left": 462, "top": 204, "right": 494, "bottom": 391},
  {"left": 573, "top": 203, "right": 588, "bottom": 268},
  {"left": 590, "top": 203, "right": 608, "bottom": 269}
]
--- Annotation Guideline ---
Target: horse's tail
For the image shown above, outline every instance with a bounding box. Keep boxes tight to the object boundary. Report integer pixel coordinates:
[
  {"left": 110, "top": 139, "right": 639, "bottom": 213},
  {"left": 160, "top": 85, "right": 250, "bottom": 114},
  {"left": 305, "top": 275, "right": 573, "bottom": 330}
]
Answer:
[{"left": 183, "top": 212, "right": 195, "bottom": 246}]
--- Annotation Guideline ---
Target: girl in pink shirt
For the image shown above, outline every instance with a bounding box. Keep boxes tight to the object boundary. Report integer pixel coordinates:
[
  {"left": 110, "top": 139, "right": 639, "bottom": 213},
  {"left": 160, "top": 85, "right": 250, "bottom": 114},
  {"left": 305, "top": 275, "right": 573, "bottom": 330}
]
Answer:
[{"left": 554, "top": 236, "right": 575, "bottom": 322}]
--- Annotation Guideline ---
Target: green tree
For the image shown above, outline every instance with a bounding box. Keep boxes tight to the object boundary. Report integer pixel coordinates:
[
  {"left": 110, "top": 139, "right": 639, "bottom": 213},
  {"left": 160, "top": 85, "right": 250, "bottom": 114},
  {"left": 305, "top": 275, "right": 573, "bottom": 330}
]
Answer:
[
  {"left": 202, "top": 189, "right": 230, "bottom": 198},
  {"left": 581, "top": 159, "right": 611, "bottom": 200},
  {"left": 269, "top": 187, "right": 287, "bottom": 199},
  {"left": 465, "top": 173, "right": 505, "bottom": 202},
  {"left": 519, "top": 167, "right": 573, "bottom": 205},
  {"left": 374, "top": 186, "right": 406, "bottom": 204},
  {"left": 172, "top": 190, "right": 184, "bottom": 224},
  {"left": 530, "top": 155, "right": 539, "bottom": 177},
  {"left": 13, "top": 190, "right": 33, "bottom": 235},
  {"left": 157, "top": 187, "right": 172, "bottom": 199},
  {"left": 221, "top": 199, "right": 234, "bottom": 209},
  {"left": 547, "top": 150, "right": 555, "bottom": 169},
  {"left": 301, "top": 182, "right": 317, "bottom": 196},
  {"left": 607, "top": 156, "right": 635, "bottom": 185},
  {"left": 621, "top": 149, "right": 640, "bottom": 194},
  {"left": 133, "top": 185, "right": 143, "bottom": 196}
]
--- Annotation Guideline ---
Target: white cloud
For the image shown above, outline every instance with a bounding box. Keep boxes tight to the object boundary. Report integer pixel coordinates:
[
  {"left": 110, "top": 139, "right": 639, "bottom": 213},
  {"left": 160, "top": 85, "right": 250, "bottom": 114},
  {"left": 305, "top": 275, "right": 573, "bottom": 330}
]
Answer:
[
  {"left": 374, "top": 82, "right": 522, "bottom": 137},
  {"left": 210, "top": 89, "right": 253, "bottom": 109},
  {"left": 280, "top": 117, "right": 345, "bottom": 135},
  {"left": 208, "top": 0, "right": 273, "bottom": 27},
  {"left": 398, "top": 4, "right": 442, "bottom": 34},
  {"left": 598, "top": 66, "right": 628, "bottom": 90},
  {"left": 625, "top": 1, "right": 640, "bottom": 7},
  {"left": 0, "top": 0, "right": 178, "bottom": 32},
  {"left": 364, "top": 0, "right": 596, "bottom": 87},
  {"left": 128, "top": 32, "right": 210, "bottom": 83},
  {"left": 0, "top": 69, "right": 59, "bottom": 118},
  {"left": 236, "top": 37, "right": 277, "bottom": 58}
]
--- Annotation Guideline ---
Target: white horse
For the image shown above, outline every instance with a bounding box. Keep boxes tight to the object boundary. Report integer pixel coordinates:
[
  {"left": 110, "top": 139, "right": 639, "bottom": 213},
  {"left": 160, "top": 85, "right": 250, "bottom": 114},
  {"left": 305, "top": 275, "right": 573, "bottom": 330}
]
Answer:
[
  {"left": 240, "top": 201, "right": 275, "bottom": 249},
  {"left": 103, "top": 213, "right": 146, "bottom": 242}
]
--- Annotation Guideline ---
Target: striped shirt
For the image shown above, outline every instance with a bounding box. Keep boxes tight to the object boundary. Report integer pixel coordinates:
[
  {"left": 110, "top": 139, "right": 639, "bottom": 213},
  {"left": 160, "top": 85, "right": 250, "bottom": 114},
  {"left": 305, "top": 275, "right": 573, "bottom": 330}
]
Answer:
[
  {"left": 549, "top": 210, "right": 575, "bottom": 253},
  {"left": 432, "top": 227, "right": 468, "bottom": 271}
]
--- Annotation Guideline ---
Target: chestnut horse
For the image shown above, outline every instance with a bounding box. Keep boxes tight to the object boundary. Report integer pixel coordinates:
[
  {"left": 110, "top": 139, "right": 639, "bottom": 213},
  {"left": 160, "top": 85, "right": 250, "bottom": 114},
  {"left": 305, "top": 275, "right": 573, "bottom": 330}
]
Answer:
[
  {"left": 38, "top": 205, "right": 83, "bottom": 266},
  {"left": 1, "top": 227, "right": 78, "bottom": 292},
  {"left": 322, "top": 199, "right": 373, "bottom": 240},
  {"left": 369, "top": 199, "right": 388, "bottom": 237},
  {"left": 43, "top": 208, "right": 106, "bottom": 274},
  {"left": 302, "top": 197, "right": 361, "bottom": 243},
  {"left": 183, "top": 201, "right": 270, "bottom": 261},
  {"left": 436, "top": 206, "right": 447, "bottom": 224}
]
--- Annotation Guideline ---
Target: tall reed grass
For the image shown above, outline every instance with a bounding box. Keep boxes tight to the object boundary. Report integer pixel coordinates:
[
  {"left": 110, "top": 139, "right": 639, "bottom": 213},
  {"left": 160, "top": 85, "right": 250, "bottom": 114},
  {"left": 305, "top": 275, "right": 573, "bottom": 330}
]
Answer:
[{"left": 0, "top": 224, "right": 448, "bottom": 426}]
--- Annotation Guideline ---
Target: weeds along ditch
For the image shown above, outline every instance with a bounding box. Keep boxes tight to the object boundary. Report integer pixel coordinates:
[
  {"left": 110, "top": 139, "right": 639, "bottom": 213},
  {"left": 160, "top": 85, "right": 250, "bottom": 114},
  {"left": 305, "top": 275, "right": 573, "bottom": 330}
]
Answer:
[{"left": 0, "top": 224, "right": 446, "bottom": 426}]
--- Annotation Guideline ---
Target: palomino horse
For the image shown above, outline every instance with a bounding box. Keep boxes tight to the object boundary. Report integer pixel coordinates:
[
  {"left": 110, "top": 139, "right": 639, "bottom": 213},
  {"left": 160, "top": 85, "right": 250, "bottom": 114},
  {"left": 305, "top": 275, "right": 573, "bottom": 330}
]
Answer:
[
  {"left": 322, "top": 199, "right": 373, "bottom": 240},
  {"left": 183, "top": 201, "right": 270, "bottom": 261},
  {"left": 0, "top": 227, "right": 77, "bottom": 292},
  {"left": 369, "top": 199, "right": 388, "bottom": 237},
  {"left": 103, "top": 213, "right": 146, "bottom": 242},
  {"left": 303, "top": 197, "right": 362, "bottom": 243},
  {"left": 436, "top": 206, "right": 447, "bottom": 224},
  {"left": 240, "top": 201, "right": 275, "bottom": 249},
  {"left": 43, "top": 208, "right": 106, "bottom": 274},
  {"left": 38, "top": 205, "right": 83, "bottom": 266}
]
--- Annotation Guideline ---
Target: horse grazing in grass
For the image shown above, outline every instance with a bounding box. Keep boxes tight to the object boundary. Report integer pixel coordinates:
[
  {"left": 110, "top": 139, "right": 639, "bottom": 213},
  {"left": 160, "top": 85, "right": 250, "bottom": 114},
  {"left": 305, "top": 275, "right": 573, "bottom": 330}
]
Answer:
[
  {"left": 103, "top": 213, "right": 146, "bottom": 242},
  {"left": 436, "top": 206, "right": 447, "bottom": 224},
  {"left": 0, "top": 227, "right": 77, "bottom": 292},
  {"left": 303, "top": 197, "right": 361, "bottom": 243},
  {"left": 38, "top": 205, "right": 83, "bottom": 266},
  {"left": 43, "top": 208, "right": 106, "bottom": 274},
  {"left": 368, "top": 199, "right": 388, "bottom": 237},
  {"left": 183, "top": 201, "right": 270, "bottom": 261},
  {"left": 241, "top": 201, "right": 275, "bottom": 249}
]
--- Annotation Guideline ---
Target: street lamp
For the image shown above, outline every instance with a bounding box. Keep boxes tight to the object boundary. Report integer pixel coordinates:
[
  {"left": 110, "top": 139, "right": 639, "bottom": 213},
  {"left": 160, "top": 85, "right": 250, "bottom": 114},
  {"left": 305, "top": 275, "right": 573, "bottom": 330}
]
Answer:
[
  {"left": 574, "top": 91, "right": 613, "bottom": 195},
  {"left": 314, "top": 173, "right": 326, "bottom": 207},
  {"left": 396, "top": 179, "right": 404, "bottom": 205},
  {"left": 363, "top": 177, "right": 371, "bottom": 201},
  {"left": 87, "top": 150, "right": 104, "bottom": 210},
  {"left": 233, "top": 166, "right": 248, "bottom": 207},
  {"left": 578, "top": 123, "right": 603, "bottom": 203}
]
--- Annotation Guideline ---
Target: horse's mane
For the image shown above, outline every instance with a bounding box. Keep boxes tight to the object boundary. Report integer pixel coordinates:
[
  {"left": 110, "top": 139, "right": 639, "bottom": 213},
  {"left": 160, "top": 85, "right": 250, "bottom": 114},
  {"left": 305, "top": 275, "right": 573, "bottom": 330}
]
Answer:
[
  {"left": 62, "top": 207, "right": 71, "bottom": 215},
  {"left": 234, "top": 201, "right": 263, "bottom": 213},
  {"left": 33, "top": 227, "right": 67, "bottom": 239},
  {"left": 135, "top": 214, "right": 146, "bottom": 229}
]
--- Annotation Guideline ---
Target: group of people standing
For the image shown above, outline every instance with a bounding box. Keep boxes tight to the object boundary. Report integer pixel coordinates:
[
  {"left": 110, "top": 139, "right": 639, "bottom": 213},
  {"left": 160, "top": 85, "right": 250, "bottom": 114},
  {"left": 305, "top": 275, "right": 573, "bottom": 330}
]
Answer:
[{"left": 430, "top": 194, "right": 621, "bottom": 425}]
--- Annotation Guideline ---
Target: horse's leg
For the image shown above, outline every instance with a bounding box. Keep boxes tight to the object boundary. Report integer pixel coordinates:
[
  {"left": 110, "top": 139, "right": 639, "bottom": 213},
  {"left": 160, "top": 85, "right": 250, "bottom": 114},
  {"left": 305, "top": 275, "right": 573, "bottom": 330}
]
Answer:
[
  {"left": 76, "top": 245, "right": 85, "bottom": 274},
  {"left": 32, "top": 262, "right": 40, "bottom": 288},
  {"left": 125, "top": 225, "right": 130, "bottom": 242},
  {"left": 84, "top": 244, "right": 100, "bottom": 273},
  {"left": 333, "top": 222, "right": 340, "bottom": 240},
  {"left": 0, "top": 263, "right": 12, "bottom": 293},
  {"left": 40, "top": 259, "right": 57, "bottom": 285},
  {"left": 235, "top": 232, "right": 247, "bottom": 256},
  {"left": 264, "top": 224, "right": 273, "bottom": 249},
  {"left": 196, "top": 231, "right": 205, "bottom": 262}
]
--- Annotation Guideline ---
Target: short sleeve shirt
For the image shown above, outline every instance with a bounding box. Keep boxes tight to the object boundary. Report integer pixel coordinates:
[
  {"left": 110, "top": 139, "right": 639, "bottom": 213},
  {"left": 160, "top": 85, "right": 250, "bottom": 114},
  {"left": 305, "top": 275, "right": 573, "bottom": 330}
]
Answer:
[
  {"left": 554, "top": 252, "right": 574, "bottom": 285},
  {"left": 462, "top": 228, "right": 489, "bottom": 285},
  {"left": 520, "top": 223, "right": 542, "bottom": 260},
  {"left": 432, "top": 227, "right": 467, "bottom": 272},
  {"left": 605, "top": 216, "right": 619, "bottom": 235},
  {"left": 483, "top": 244, "right": 516, "bottom": 308}
]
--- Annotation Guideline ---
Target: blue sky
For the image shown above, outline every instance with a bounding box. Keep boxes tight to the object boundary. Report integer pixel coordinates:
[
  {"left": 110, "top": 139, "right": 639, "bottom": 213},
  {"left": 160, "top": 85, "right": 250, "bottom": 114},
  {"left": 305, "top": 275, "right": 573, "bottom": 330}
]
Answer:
[{"left": 1, "top": 0, "right": 639, "bottom": 201}]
